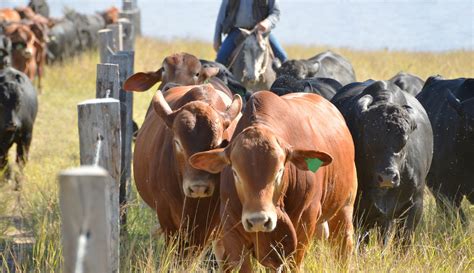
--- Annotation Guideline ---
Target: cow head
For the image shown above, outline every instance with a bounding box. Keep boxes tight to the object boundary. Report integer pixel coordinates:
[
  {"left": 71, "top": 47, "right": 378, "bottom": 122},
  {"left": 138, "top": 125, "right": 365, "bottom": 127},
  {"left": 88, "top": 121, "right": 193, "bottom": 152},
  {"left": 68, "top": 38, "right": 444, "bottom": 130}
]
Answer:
[
  {"left": 0, "top": 75, "right": 22, "bottom": 133},
  {"left": 100, "top": 7, "right": 119, "bottom": 25},
  {"left": 153, "top": 85, "right": 242, "bottom": 198},
  {"left": 447, "top": 79, "right": 474, "bottom": 143},
  {"left": 238, "top": 29, "right": 269, "bottom": 85},
  {"left": 189, "top": 125, "right": 332, "bottom": 232},
  {"left": 276, "top": 59, "right": 320, "bottom": 79},
  {"left": 4, "top": 24, "right": 35, "bottom": 65},
  {"left": 123, "top": 53, "right": 219, "bottom": 92},
  {"left": 356, "top": 82, "right": 418, "bottom": 190}
]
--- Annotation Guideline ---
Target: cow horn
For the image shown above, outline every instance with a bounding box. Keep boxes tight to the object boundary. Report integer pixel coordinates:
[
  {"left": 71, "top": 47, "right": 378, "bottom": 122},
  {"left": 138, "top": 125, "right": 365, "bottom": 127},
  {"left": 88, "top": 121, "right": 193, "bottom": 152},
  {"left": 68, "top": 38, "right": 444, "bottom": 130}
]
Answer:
[
  {"left": 152, "top": 89, "right": 176, "bottom": 128},
  {"left": 223, "top": 94, "right": 242, "bottom": 128}
]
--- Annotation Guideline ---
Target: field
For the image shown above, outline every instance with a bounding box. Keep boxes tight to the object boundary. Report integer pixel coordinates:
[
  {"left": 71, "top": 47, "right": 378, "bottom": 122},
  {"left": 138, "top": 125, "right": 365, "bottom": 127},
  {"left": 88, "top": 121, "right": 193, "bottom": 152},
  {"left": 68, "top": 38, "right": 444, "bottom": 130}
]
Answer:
[{"left": 0, "top": 37, "right": 473, "bottom": 272}]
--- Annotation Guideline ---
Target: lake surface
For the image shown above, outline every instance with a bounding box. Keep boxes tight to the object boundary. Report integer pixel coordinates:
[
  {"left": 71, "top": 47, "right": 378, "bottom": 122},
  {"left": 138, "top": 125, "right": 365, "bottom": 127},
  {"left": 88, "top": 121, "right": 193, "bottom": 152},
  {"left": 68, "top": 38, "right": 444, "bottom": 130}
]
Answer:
[{"left": 1, "top": 0, "right": 473, "bottom": 51}]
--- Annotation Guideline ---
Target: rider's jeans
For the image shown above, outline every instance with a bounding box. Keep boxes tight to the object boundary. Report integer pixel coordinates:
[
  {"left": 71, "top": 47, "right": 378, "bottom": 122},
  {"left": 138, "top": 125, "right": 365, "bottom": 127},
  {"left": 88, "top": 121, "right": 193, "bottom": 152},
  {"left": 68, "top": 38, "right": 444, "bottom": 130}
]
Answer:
[{"left": 216, "top": 28, "right": 288, "bottom": 66}]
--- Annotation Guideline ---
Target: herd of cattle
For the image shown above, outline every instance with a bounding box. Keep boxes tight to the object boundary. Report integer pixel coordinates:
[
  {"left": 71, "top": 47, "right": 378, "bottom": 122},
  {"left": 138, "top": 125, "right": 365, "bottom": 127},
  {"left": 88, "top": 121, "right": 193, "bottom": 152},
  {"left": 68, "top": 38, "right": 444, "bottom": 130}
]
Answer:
[
  {"left": 0, "top": 0, "right": 119, "bottom": 92},
  {"left": 124, "top": 52, "right": 472, "bottom": 271},
  {"left": 0, "top": 2, "right": 471, "bottom": 271},
  {"left": 0, "top": 1, "right": 120, "bottom": 188}
]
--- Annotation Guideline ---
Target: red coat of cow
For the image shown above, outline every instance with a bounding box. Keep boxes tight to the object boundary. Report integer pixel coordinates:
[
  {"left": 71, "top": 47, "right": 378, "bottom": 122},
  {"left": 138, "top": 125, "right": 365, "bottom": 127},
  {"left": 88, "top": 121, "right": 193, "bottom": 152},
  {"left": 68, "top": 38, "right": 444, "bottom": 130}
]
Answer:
[
  {"left": 190, "top": 91, "right": 358, "bottom": 271},
  {"left": 132, "top": 84, "right": 242, "bottom": 250}
]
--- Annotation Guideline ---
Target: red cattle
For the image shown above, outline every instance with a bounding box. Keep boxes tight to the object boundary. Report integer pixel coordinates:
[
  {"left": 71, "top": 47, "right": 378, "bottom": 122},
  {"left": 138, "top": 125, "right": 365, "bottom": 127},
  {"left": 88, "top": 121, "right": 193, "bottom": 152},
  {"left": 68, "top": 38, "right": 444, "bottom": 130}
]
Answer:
[
  {"left": 190, "top": 91, "right": 358, "bottom": 271},
  {"left": 0, "top": 8, "right": 21, "bottom": 22},
  {"left": 130, "top": 83, "right": 242, "bottom": 251},
  {"left": 4, "top": 24, "right": 39, "bottom": 83}
]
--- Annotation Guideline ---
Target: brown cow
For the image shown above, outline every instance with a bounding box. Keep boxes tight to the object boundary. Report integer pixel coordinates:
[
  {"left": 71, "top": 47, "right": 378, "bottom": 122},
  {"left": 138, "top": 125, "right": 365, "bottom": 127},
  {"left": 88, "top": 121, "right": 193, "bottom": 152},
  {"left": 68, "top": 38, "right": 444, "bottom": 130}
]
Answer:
[
  {"left": 4, "top": 24, "right": 38, "bottom": 80},
  {"left": 131, "top": 83, "right": 242, "bottom": 252},
  {"left": 189, "top": 91, "right": 358, "bottom": 272},
  {"left": 0, "top": 8, "right": 21, "bottom": 22},
  {"left": 100, "top": 7, "right": 119, "bottom": 25}
]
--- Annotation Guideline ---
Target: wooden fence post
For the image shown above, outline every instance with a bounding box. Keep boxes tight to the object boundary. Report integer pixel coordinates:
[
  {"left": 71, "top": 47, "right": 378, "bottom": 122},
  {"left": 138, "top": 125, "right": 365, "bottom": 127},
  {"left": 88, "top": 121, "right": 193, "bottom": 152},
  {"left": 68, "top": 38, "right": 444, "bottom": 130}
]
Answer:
[
  {"left": 109, "top": 51, "right": 134, "bottom": 230},
  {"left": 107, "top": 24, "right": 124, "bottom": 52},
  {"left": 121, "top": 0, "right": 141, "bottom": 36},
  {"left": 98, "top": 29, "right": 115, "bottom": 63},
  {"left": 77, "top": 98, "right": 121, "bottom": 273},
  {"left": 96, "top": 64, "right": 120, "bottom": 99},
  {"left": 118, "top": 18, "right": 134, "bottom": 51},
  {"left": 59, "top": 166, "right": 115, "bottom": 273}
]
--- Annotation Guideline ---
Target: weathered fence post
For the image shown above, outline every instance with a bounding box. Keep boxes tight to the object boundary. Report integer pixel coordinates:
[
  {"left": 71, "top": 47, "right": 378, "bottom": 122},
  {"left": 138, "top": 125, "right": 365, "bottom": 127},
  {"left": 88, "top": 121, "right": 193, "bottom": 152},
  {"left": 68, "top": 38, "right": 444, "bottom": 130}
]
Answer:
[
  {"left": 76, "top": 98, "right": 121, "bottom": 273},
  {"left": 109, "top": 51, "right": 134, "bottom": 230},
  {"left": 98, "top": 29, "right": 115, "bottom": 64},
  {"left": 107, "top": 24, "right": 124, "bottom": 52},
  {"left": 118, "top": 18, "right": 134, "bottom": 51},
  {"left": 59, "top": 166, "right": 115, "bottom": 273},
  {"left": 96, "top": 64, "right": 120, "bottom": 99},
  {"left": 121, "top": 0, "right": 141, "bottom": 36}
]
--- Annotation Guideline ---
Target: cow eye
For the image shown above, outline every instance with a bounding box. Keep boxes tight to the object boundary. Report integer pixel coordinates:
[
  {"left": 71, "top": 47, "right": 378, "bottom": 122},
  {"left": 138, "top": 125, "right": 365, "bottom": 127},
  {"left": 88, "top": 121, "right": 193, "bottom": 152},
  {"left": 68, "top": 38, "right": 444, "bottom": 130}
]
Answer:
[{"left": 195, "top": 72, "right": 200, "bottom": 77}]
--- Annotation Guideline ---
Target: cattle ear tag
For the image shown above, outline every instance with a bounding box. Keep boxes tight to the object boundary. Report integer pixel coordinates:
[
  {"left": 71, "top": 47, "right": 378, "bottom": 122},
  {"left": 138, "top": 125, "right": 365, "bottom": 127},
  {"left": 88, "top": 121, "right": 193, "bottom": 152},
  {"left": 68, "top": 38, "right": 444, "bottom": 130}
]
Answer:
[{"left": 305, "top": 158, "right": 323, "bottom": 173}]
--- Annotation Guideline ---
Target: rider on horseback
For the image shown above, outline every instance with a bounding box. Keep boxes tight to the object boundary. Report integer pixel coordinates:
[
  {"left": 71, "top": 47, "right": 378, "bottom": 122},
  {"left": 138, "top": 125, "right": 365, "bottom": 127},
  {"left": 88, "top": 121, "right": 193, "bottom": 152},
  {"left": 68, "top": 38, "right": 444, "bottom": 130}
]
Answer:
[{"left": 214, "top": 0, "right": 288, "bottom": 66}]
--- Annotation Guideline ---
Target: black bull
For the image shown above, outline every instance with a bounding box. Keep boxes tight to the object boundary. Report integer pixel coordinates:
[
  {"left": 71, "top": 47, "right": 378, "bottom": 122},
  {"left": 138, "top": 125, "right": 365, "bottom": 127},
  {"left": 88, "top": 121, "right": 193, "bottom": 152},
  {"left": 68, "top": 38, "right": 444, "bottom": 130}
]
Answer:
[
  {"left": 331, "top": 80, "right": 433, "bottom": 245},
  {"left": 417, "top": 76, "right": 474, "bottom": 225},
  {"left": 0, "top": 67, "right": 38, "bottom": 186}
]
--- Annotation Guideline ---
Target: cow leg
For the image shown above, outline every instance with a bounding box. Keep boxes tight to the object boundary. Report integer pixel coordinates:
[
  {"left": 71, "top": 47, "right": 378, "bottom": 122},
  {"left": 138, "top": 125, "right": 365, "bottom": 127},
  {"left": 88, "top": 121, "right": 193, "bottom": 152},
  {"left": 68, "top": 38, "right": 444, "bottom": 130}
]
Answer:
[
  {"left": 219, "top": 231, "right": 252, "bottom": 273},
  {"left": 328, "top": 205, "right": 355, "bottom": 260},
  {"left": 433, "top": 188, "right": 468, "bottom": 226},
  {"left": 0, "top": 155, "right": 11, "bottom": 181},
  {"left": 396, "top": 193, "right": 423, "bottom": 247}
]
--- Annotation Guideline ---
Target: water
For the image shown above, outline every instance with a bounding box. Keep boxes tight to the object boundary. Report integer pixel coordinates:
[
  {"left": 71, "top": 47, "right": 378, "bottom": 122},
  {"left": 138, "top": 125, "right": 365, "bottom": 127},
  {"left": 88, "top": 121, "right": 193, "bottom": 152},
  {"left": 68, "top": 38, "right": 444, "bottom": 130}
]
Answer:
[{"left": 1, "top": 0, "right": 473, "bottom": 51}]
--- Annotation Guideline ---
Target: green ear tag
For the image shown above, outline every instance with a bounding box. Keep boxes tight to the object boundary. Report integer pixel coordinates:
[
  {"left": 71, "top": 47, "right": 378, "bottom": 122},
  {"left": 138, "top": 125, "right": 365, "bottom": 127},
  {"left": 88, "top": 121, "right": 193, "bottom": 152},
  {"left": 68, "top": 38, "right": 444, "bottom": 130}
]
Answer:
[{"left": 305, "top": 158, "right": 323, "bottom": 173}]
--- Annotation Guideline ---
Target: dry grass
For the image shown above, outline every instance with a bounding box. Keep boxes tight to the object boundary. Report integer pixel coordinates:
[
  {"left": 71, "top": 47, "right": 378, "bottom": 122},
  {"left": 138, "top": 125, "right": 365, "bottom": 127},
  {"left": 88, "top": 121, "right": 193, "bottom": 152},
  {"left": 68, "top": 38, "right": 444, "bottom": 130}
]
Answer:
[{"left": 0, "top": 37, "right": 473, "bottom": 272}]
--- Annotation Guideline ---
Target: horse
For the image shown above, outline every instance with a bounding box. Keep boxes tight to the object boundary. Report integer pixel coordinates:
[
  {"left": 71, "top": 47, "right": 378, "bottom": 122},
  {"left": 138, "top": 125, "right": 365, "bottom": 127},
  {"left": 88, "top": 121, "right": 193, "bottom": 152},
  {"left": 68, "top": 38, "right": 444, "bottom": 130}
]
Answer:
[{"left": 228, "top": 28, "right": 276, "bottom": 91}]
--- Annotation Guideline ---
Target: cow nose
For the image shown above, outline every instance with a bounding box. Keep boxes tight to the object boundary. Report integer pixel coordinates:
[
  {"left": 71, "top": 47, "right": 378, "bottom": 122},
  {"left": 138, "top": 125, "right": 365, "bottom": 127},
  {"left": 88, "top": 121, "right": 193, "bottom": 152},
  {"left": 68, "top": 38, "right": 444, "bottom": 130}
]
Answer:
[
  {"left": 244, "top": 75, "right": 256, "bottom": 83},
  {"left": 186, "top": 184, "right": 213, "bottom": 198},
  {"left": 377, "top": 170, "right": 400, "bottom": 188},
  {"left": 243, "top": 212, "right": 274, "bottom": 232},
  {"left": 23, "top": 49, "right": 32, "bottom": 59}
]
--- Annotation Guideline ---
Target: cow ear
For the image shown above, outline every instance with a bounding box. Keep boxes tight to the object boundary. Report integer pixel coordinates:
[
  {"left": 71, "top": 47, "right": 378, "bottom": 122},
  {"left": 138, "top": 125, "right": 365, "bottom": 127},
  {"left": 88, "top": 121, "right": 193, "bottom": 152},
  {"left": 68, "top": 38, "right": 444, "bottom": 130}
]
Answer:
[
  {"left": 123, "top": 68, "right": 163, "bottom": 92},
  {"left": 306, "top": 61, "right": 320, "bottom": 77},
  {"left": 189, "top": 148, "right": 230, "bottom": 174},
  {"left": 223, "top": 95, "right": 243, "bottom": 129},
  {"left": 152, "top": 89, "right": 177, "bottom": 128},
  {"left": 199, "top": 66, "right": 219, "bottom": 83},
  {"left": 447, "top": 90, "right": 464, "bottom": 116},
  {"left": 288, "top": 148, "right": 333, "bottom": 172}
]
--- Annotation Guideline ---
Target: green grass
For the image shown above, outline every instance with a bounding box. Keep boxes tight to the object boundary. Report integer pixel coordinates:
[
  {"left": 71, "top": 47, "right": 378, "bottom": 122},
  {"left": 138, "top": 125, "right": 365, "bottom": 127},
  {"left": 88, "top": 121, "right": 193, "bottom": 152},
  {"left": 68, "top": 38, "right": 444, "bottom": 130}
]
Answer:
[{"left": 0, "top": 37, "right": 473, "bottom": 272}]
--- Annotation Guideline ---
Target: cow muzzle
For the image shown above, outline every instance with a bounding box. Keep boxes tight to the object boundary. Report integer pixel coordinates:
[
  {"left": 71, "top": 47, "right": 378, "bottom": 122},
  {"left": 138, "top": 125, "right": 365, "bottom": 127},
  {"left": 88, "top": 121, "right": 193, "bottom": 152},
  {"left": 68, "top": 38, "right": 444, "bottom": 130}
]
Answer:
[
  {"left": 376, "top": 169, "right": 400, "bottom": 189},
  {"left": 183, "top": 180, "right": 215, "bottom": 198},
  {"left": 23, "top": 48, "right": 33, "bottom": 59},
  {"left": 242, "top": 211, "right": 276, "bottom": 232}
]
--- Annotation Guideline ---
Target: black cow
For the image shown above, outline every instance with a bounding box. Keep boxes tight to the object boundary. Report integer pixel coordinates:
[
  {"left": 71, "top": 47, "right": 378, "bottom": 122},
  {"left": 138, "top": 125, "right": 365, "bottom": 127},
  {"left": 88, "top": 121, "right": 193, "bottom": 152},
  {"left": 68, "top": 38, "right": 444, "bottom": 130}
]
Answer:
[
  {"left": 389, "top": 72, "right": 425, "bottom": 96},
  {"left": 28, "top": 0, "right": 50, "bottom": 18},
  {"left": 270, "top": 74, "right": 341, "bottom": 100},
  {"left": 276, "top": 50, "right": 356, "bottom": 86},
  {"left": 65, "top": 10, "right": 106, "bottom": 51},
  {"left": 47, "top": 19, "right": 79, "bottom": 62},
  {"left": 200, "top": 59, "right": 248, "bottom": 98},
  {"left": 0, "top": 67, "right": 38, "bottom": 188},
  {"left": 417, "top": 76, "right": 474, "bottom": 225},
  {"left": 331, "top": 80, "right": 433, "bottom": 245}
]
